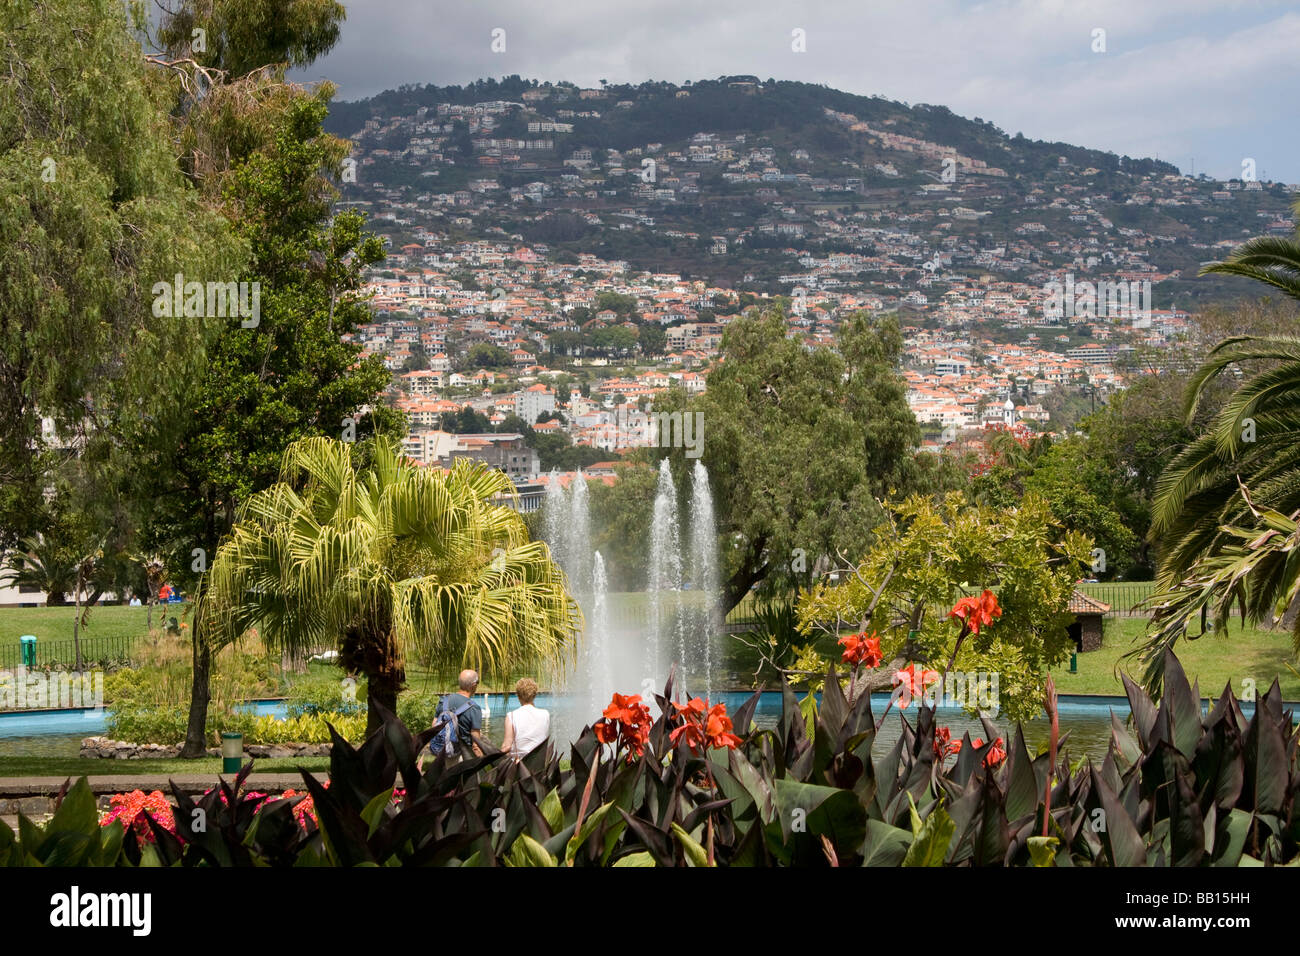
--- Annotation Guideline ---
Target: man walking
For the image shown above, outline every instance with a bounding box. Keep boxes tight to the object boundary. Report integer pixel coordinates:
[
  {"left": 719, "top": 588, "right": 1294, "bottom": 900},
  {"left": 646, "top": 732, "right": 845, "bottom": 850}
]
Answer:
[{"left": 419, "top": 669, "right": 490, "bottom": 769}]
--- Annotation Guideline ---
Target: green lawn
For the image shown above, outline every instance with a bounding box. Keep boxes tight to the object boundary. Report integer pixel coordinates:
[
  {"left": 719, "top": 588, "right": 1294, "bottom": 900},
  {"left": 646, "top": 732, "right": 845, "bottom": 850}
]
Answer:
[
  {"left": 0, "top": 604, "right": 159, "bottom": 650},
  {"left": 1047, "top": 616, "right": 1300, "bottom": 700},
  {"left": 0, "top": 756, "right": 331, "bottom": 778}
]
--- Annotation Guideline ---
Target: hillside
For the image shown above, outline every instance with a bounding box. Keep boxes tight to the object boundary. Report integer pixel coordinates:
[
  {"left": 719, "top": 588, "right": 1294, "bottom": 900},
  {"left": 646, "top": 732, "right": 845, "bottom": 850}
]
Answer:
[{"left": 324, "top": 76, "right": 1294, "bottom": 303}]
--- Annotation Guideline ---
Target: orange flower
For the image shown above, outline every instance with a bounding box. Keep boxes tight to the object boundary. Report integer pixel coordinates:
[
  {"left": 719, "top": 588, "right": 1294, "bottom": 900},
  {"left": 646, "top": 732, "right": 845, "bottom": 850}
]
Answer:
[
  {"left": 961, "top": 736, "right": 1007, "bottom": 768},
  {"left": 593, "top": 692, "right": 653, "bottom": 757},
  {"left": 949, "top": 590, "right": 1002, "bottom": 635},
  {"left": 838, "top": 631, "right": 883, "bottom": 668},
  {"left": 670, "top": 697, "right": 742, "bottom": 754},
  {"left": 933, "top": 725, "right": 960, "bottom": 759},
  {"left": 892, "top": 664, "right": 940, "bottom": 708},
  {"left": 704, "top": 703, "right": 742, "bottom": 749}
]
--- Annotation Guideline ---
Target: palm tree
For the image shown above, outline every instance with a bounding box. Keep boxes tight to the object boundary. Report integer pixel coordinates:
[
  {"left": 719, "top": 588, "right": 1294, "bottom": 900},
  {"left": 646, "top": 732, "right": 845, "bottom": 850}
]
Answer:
[
  {"left": 1201, "top": 204, "right": 1300, "bottom": 301},
  {"left": 202, "top": 436, "right": 581, "bottom": 734},
  {"left": 1138, "top": 204, "right": 1300, "bottom": 689},
  {"left": 0, "top": 534, "right": 74, "bottom": 606}
]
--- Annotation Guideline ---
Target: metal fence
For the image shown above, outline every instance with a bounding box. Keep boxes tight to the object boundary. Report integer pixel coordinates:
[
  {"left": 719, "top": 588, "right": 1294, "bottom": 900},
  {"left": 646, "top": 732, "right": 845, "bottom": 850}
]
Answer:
[
  {"left": 1076, "top": 582, "right": 1156, "bottom": 616},
  {"left": 0, "top": 634, "right": 136, "bottom": 672}
]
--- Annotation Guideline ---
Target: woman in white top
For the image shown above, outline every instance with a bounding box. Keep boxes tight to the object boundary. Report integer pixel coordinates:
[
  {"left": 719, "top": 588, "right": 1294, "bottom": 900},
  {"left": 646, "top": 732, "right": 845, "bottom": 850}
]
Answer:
[{"left": 501, "top": 677, "right": 550, "bottom": 761}]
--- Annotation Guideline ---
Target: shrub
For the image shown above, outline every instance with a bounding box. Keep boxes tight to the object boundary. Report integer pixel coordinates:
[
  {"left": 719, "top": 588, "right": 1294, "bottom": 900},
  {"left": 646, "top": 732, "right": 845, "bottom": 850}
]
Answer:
[
  {"left": 106, "top": 704, "right": 367, "bottom": 746},
  {"left": 396, "top": 692, "right": 440, "bottom": 733},
  {"left": 286, "top": 681, "right": 365, "bottom": 718},
  {"left": 106, "top": 704, "right": 190, "bottom": 745}
]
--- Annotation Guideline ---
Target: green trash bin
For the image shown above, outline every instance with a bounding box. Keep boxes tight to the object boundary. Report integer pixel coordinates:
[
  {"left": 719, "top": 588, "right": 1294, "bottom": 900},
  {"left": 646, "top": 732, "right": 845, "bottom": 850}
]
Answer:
[
  {"left": 221, "top": 733, "right": 244, "bottom": 774},
  {"left": 19, "top": 635, "right": 36, "bottom": 668}
]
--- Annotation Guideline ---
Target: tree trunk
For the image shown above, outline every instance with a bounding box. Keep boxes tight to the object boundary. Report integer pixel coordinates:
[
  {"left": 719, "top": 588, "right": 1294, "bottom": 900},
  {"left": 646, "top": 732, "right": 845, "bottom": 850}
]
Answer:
[
  {"left": 72, "top": 580, "right": 83, "bottom": 672},
  {"left": 180, "top": 634, "right": 212, "bottom": 758},
  {"left": 362, "top": 628, "right": 405, "bottom": 737},
  {"left": 1280, "top": 590, "right": 1300, "bottom": 632},
  {"left": 848, "top": 657, "right": 907, "bottom": 699},
  {"left": 722, "top": 535, "right": 769, "bottom": 615},
  {"left": 366, "top": 667, "right": 401, "bottom": 737}
]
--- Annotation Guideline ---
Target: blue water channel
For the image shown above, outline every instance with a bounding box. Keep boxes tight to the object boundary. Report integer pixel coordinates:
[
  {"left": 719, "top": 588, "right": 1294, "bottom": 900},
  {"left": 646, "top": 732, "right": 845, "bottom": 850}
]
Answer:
[{"left": 0, "top": 692, "right": 1283, "bottom": 762}]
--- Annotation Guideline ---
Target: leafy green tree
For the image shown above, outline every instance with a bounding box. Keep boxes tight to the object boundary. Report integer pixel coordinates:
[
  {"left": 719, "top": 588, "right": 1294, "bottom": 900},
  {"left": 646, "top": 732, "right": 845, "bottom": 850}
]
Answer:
[
  {"left": 655, "top": 311, "right": 920, "bottom": 612},
  {"left": 0, "top": 0, "right": 240, "bottom": 553},
  {"left": 974, "top": 435, "right": 1138, "bottom": 578},
  {"left": 796, "top": 493, "right": 1092, "bottom": 722},
  {"left": 203, "top": 437, "right": 579, "bottom": 733},
  {"left": 591, "top": 325, "right": 637, "bottom": 356},
  {"left": 120, "top": 0, "right": 398, "bottom": 755},
  {"left": 638, "top": 324, "right": 667, "bottom": 357},
  {"left": 153, "top": 0, "right": 346, "bottom": 79},
  {"left": 596, "top": 291, "right": 637, "bottom": 314},
  {"left": 463, "top": 343, "right": 512, "bottom": 369},
  {"left": 443, "top": 407, "right": 492, "bottom": 433},
  {"left": 587, "top": 464, "right": 661, "bottom": 591}
]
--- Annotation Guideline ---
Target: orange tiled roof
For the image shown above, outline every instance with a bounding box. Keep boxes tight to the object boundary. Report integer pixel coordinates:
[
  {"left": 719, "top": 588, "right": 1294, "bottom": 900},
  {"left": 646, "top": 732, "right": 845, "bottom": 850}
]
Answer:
[{"left": 1067, "top": 590, "right": 1110, "bottom": 614}]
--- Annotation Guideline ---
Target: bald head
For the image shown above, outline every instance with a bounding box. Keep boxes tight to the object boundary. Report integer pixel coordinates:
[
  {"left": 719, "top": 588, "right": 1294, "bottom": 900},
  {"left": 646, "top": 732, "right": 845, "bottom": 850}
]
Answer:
[{"left": 458, "top": 669, "right": 480, "bottom": 692}]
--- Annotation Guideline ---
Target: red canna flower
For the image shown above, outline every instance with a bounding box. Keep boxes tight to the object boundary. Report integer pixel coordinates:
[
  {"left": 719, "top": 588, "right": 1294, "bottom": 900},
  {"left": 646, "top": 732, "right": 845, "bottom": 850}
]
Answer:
[
  {"left": 949, "top": 589, "right": 1002, "bottom": 636},
  {"left": 984, "top": 737, "right": 1007, "bottom": 767},
  {"left": 592, "top": 719, "right": 618, "bottom": 744},
  {"left": 704, "top": 703, "right": 743, "bottom": 750},
  {"left": 838, "top": 631, "right": 883, "bottom": 668},
  {"left": 961, "top": 736, "right": 1007, "bottom": 768},
  {"left": 892, "top": 664, "right": 940, "bottom": 708},
  {"left": 593, "top": 692, "right": 654, "bottom": 758},
  {"left": 932, "top": 725, "right": 960, "bottom": 759},
  {"left": 669, "top": 719, "right": 708, "bottom": 752},
  {"left": 670, "top": 697, "right": 742, "bottom": 754}
]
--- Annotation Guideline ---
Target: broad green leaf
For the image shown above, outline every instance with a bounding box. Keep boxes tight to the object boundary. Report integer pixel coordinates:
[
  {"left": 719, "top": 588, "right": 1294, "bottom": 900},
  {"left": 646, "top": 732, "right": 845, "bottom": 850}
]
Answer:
[
  {"left": 564, "top": 802, "right": 613, "bottom": 865},
  {"left": 670, "top": 822, "right": 711, "bottom": 867},
  {"left": 360, "top": 789, "right": 393, "bottom": 838},
  {"left": 800, "top": 692, "right": 818, "bottom": 743},
  {"left": 506, "top": 833, "right": 555, "bottom": 867},
  {"left": 45, "top": 779, "right": 97, "bottom": 839},
  {"left": 539, "top": 787, "right": 564, "bottom": 833},
  {"left": 1212, "top": 809, "right": 1251, "bottom": 866},
  {"left": 138, "top": 843, "right": 163, "bottom": 868},
  {"left": 612, "top": 850, "right": 656, "bottom": 867},
  {"left": 860, "top": 819, "right": 912, "bottom": 867},
  {"left": 902, "top": 794, "right": 955, "bottom": 867}
]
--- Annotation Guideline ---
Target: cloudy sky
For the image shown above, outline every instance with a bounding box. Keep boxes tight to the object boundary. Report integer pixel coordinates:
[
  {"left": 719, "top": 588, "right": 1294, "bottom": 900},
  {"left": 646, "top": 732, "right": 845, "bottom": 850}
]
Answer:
[{"left": 293, "top": 0, "right": 1300, "bottom": 183}]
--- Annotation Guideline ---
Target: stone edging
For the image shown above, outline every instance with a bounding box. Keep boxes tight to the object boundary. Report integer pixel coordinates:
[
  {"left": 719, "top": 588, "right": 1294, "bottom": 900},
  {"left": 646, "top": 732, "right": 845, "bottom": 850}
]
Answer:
[{"left": 79, "top": 737, "right": 333, "bottom": 760}]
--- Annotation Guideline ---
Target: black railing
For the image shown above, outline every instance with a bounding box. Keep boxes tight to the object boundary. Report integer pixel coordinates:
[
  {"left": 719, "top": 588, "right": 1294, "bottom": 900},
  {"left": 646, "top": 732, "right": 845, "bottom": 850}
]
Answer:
[
  {"left": 1076, "top": 582, "right": 1156, "bottom": 615},
  {"left": 0, "top": 634, "right": 136, "bottom": 672}
]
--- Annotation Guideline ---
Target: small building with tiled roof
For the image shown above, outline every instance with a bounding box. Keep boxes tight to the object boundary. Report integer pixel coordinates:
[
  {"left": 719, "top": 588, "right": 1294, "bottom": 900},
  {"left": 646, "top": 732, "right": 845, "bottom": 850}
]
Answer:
[{"left": 1067, "top": 590, "right": 1110, "bottom": 652}]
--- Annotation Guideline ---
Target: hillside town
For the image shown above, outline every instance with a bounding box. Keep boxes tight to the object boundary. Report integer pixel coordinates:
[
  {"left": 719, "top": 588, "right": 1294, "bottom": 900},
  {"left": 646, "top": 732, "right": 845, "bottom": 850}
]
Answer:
[{"left": 329, "top": 79, "right": 1293, "bottom": 492}]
